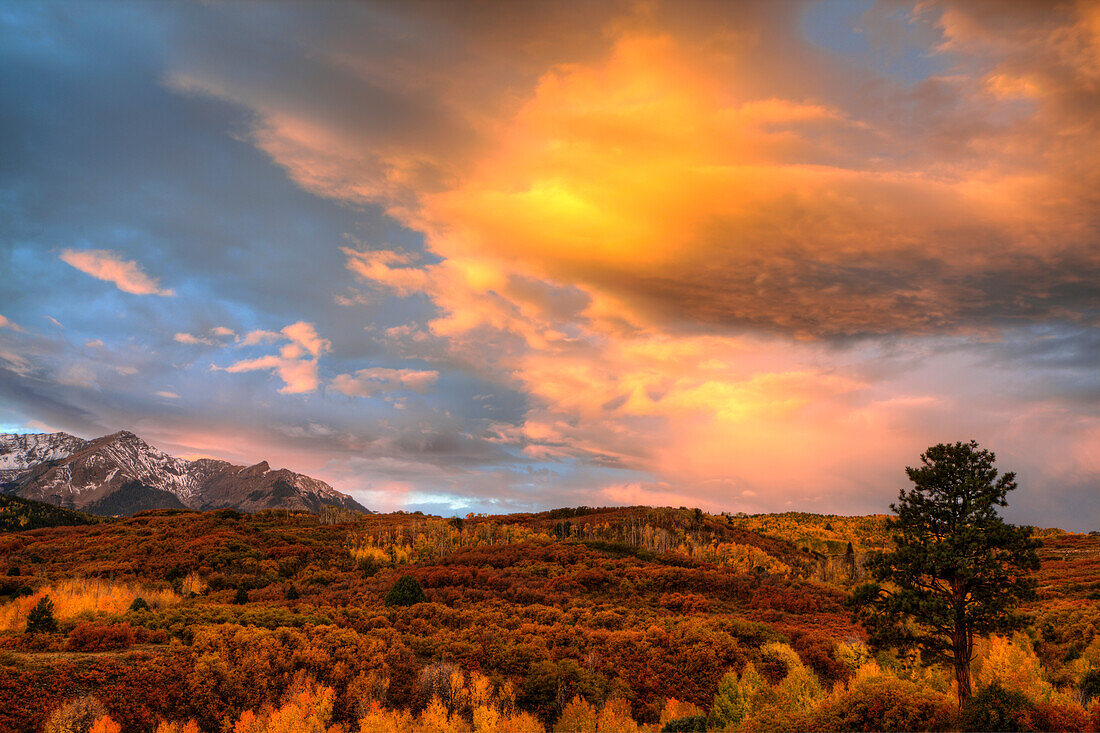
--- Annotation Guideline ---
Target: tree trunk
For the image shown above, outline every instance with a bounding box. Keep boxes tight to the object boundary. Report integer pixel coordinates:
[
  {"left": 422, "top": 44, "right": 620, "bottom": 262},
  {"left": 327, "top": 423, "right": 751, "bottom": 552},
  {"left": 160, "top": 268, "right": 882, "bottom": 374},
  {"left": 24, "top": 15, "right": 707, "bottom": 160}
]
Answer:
[
  {"left": 952, "top": 581, "right": 972, "bottom": 705},
  {"left": 954, "top": 656, "right": 972, "bottom": 704}
]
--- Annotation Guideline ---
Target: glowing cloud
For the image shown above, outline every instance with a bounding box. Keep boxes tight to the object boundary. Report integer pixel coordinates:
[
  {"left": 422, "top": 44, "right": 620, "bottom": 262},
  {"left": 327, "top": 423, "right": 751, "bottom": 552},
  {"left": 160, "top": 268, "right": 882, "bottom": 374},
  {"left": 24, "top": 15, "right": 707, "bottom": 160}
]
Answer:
[
  {"left": 222, "top": 321, "right": 331, "bottom": 394},
  {"left": 330, "top": 368, "right": 440, "bottom": 398},
  {"left": 59, "top": 248, "right": 175, "bottom": 296}
]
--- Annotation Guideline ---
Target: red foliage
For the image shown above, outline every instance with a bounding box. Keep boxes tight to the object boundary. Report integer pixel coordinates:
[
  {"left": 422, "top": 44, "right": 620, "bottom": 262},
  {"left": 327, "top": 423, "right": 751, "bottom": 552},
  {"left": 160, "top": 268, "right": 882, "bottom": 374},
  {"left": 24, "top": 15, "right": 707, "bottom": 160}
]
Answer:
[
  {"left": 1016, "top": 700, "right": 1090, "bottom": 732},
  {"left": 66, "top": 622, "right": 137, "bottom": 652}
]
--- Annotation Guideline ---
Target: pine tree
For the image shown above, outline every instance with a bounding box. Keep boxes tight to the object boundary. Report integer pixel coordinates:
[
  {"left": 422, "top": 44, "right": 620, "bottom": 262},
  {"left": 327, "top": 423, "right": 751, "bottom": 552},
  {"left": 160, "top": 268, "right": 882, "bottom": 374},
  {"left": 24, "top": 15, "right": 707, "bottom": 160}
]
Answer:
[
  {"left": 849, "top": 441, "right": 1040, "bottom": 703},
  {"left": 384, "top": 575, "right": 427, "bottom": 607},
  {"left": 26, "top": 594, "right": 58, "bottom": 634}
]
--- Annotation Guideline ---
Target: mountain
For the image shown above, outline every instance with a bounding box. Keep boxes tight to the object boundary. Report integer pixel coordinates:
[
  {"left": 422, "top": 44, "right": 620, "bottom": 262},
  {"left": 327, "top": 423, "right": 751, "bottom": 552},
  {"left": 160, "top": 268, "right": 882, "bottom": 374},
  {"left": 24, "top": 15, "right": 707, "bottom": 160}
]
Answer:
[
  {"left": 0, "top": 430, "right": 367, "bottom": 516},
  {"left": 0, "top": 432, "right": 89, "bottom": 483}
]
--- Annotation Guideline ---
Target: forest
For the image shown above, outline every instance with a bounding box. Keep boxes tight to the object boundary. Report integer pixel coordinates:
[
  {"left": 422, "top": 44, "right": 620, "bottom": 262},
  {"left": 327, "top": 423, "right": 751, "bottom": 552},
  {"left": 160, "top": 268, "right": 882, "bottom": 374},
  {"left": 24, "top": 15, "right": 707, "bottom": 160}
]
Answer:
[{"left": 0, "top": 500, "right": 1098, "bottom": 732}]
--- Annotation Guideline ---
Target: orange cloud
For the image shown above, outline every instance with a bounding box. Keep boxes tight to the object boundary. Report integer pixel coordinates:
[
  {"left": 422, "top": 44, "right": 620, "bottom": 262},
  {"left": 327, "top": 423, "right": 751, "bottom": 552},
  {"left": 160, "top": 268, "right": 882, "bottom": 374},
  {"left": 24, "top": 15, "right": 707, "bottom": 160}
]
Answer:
[
  {"left": 161, "top": 1, "right": 1100, "bottom": 513},
  {"left": 331, "top": 367, "right": 440, "bottom": 397},
  {"left": 222, "top": 321, "right": 330, "bottom": 394},
  {"left": 59, "top": 249, "right": 175, "bottom": 296}
]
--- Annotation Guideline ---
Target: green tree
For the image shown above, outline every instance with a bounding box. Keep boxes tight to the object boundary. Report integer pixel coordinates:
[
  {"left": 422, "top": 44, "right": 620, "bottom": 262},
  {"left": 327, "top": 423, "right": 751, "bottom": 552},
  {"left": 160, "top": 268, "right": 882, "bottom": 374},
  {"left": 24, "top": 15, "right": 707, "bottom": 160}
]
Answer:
[
  {"left": 849, "top": 441, "right": 1040, "bottom": 703},
  {"left": 707, "top": 662, "right": 769, "bottom": 730},
  {"left": 384, "top": 574, "right": 427, "bottom": 607},
  {"left": 26, "top": 594, "right": 58, "bottom": 634}
]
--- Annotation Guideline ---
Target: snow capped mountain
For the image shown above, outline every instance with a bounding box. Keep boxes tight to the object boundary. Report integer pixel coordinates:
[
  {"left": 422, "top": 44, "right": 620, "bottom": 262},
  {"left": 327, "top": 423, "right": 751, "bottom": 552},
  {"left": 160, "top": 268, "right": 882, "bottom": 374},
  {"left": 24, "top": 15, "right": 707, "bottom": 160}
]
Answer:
[
  {"left": 0, "top": 432, "right": 88, "bottom": 483},
  {"left": 0, "top": 430, "right": 367, "bottom": 516}
]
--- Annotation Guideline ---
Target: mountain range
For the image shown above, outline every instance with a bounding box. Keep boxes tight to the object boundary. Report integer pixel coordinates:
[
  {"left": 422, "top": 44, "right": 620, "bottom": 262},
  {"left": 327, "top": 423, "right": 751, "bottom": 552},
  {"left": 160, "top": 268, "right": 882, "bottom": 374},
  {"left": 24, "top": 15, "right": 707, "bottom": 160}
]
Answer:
[{"left": 0, "top": 430, "right": 367, "bottom": 516}]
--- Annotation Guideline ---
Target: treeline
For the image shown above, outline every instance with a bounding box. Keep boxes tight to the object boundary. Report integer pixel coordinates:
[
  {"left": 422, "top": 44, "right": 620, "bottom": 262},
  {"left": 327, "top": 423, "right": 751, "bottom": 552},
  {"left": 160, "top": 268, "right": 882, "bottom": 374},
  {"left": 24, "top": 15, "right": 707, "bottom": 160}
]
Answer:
[{"left": 0, "top": 495, "right": 99, "bottom": 532}]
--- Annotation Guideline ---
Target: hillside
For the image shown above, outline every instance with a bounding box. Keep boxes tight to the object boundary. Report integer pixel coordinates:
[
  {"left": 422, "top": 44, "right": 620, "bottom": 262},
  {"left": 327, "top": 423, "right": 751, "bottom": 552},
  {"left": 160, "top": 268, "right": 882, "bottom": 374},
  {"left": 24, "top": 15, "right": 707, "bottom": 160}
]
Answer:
[
  {"left": 0, "top": 495, "right": 100, "bottom": 532},
  {"left": 0, "top": 507, "right": 1097, "bottom": 731}
]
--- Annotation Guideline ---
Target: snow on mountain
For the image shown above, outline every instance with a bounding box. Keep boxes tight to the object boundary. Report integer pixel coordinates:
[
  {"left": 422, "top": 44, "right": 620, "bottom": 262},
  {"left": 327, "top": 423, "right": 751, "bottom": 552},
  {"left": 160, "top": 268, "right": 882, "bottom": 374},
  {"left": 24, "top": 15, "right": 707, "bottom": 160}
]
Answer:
[
  {"left": 0, "top": 432, "right": 88, "bottom": 483},
  {"left": 1, "top": 430, "right": 367, "bottom": 516}
]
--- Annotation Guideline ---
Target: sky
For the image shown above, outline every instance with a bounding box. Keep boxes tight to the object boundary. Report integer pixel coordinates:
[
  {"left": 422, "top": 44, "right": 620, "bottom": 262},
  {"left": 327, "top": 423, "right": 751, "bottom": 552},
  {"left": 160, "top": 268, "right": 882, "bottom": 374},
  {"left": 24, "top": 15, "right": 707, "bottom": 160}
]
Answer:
[{"left": 1, "top": 1, "right": 1098, "bottom": 529}]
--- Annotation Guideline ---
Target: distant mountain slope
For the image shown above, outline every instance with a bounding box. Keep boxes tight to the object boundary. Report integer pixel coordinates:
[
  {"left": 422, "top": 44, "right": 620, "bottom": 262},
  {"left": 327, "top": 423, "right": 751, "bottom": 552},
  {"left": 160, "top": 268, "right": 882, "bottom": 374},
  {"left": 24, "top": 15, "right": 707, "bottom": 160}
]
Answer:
[
  {"left": 0, "top": 430, "right": 367, "bottom": 516},
  {"left": 0, "top": 494, "right": 100, "bottom": 531}
]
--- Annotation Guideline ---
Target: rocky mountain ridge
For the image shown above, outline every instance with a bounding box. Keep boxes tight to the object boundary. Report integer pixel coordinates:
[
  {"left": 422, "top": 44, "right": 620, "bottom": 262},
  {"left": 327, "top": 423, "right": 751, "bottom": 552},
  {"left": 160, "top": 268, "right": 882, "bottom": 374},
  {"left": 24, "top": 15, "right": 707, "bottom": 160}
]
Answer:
[{"left": 0, "top": 430, "right": 366, "bottom": 516}]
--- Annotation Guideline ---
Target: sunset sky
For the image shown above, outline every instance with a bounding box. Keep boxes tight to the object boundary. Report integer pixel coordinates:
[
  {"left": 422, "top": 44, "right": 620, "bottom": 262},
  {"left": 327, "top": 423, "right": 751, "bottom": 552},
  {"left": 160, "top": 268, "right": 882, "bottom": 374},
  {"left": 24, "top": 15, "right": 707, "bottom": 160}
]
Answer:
[{"left": 1, "top": 1, "right": 1098, "bottom": 529}]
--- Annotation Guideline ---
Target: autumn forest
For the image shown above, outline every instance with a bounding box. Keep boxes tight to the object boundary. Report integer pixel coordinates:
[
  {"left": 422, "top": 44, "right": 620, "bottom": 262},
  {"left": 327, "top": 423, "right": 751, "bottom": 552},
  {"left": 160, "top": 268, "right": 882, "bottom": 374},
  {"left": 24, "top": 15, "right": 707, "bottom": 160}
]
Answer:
[{"left": 1, "top": 495, "right": 1099, "bottom": 732}]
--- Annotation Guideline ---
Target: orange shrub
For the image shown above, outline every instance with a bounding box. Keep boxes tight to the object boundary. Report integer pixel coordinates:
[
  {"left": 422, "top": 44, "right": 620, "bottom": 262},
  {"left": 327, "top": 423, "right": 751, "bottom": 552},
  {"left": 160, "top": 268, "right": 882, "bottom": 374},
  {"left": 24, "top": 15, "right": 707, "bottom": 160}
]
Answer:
[
  {"left": 595, "top": 698, "right": 637, "bottom": 732},
  {"left": 0, "top": 577, "right": 179, "bottom": 631},
  {"left": 660, "top": 698, "right": 704, "bottom": 725},
  {"left": 804, "top": 677, "right": 955, "bottom": 732},
  {"left": 555, "top": 696, "right": 597, "bottom": 733},
  {"left": 1016, "top": 700, "right": 1090, "bottom": 732},
  {"left": 67, "top": 622, "right": 137, "bottom": 652}
]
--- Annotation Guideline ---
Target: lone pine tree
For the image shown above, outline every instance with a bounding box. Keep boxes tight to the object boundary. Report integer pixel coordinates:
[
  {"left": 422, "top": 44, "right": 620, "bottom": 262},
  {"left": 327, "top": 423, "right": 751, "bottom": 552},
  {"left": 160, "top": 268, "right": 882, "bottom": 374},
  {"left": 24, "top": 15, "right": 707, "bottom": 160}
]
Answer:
[
  {"left": 849, "top": 440, "right": 1040, "bottom": 703},
  {"left": 384, "top": 574, "right": 428, "bottom": 607},
  {"left": 25, "top": 595, "right": 58, "bottom": 634}
]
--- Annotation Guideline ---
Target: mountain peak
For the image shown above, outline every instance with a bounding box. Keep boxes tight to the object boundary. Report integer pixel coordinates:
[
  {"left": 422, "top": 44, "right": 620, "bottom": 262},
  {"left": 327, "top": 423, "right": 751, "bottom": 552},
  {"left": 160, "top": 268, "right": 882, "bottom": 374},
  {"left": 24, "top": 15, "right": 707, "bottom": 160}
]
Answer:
[
  {"left": 241, "top": 460, "right": 271, "bottom": 476},
  {"left": 1, "top": 432, "right": 90, "bottom": 484},
  {"left": 2, "top": 430, "right": 366, "bottom": 516}
]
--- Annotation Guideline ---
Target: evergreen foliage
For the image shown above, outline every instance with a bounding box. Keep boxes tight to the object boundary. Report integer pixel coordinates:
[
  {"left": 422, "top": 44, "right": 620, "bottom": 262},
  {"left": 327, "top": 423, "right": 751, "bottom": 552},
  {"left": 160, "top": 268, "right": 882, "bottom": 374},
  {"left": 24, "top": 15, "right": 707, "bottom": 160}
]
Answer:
[
  {"left": 383, "top": 575, "right": 427, "bottom": 607},
  {"left": 958, "top": 683, "right": 1030, "bottom": 732},
  {"left": 660, "top": 715, "right": 706, "bottom": 732},
  {"left": 850, "top": 441, "right": 1040, "bottom": 703},
  {"left": 0, "top": 495, "right": 99, "bottom": 531},
  {"left": 26, "top": 595, "right": 58, "bottom": 634}
]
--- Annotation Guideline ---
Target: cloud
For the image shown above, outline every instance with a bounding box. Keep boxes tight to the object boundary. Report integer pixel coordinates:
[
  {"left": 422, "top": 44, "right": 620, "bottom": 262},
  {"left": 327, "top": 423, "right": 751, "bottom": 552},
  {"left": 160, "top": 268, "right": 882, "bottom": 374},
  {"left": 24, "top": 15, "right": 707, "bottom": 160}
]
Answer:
[
  {"left": 240, "top": 329, "right": 283, "bottom": 346},
  {"left": 174, "top": 333, "right": 209, "bottom": 346},
  {"left": 330, "top": 367, "right": 440, "bottom": 398},
  {"left": 155, "top": 390, "right": 180, "bottom": 399},
  {"left": 4, "top": 1, "right": 1099, "bottom": 527},
  {"left": 0, "top": 315, "right": 21, "bottom": 332},
  {"left": 222, "top": 321, "right": 331, "bottom": 394},
  {"left": 174, "top": 327, "right": 238, "bottom": 346},
  {"left": 59, "top": 248, "right": 175, "bottom": 296},
  {"left": 210, "top": 326, "right": 237, "bottom": 339}
]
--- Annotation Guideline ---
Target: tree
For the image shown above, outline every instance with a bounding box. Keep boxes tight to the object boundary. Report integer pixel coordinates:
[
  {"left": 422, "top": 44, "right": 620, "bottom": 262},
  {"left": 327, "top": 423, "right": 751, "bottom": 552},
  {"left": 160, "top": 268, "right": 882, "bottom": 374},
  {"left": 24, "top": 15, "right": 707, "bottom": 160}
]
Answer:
[
  {"left": 844, "top": 542, "right": 857, "bottom": 582},
  {"left": 849, "top": 441, "right": 1040, "bottom": 703},
  {"left": 707, "top": 662, "right": 768, "bottom": 730},
  {"left": 384, "top": 574, "right": 427, "bottom": 607},
  {"left": 26, "top": 595, "right": 58, "bottom": 634},
  {"left": 232, "top": 588, "right": 249, "bottom": 605}
]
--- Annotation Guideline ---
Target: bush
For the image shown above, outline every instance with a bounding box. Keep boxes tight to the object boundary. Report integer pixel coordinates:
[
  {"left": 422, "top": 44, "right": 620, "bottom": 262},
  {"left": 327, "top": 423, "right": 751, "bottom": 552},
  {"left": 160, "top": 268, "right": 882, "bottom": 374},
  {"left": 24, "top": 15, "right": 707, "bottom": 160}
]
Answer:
[
  {"left": 358, "top": 555, "right": 384, "bottom": 578},
  {"left": 1081, "top": 668, "right": 1100, "bottom": 705},
  {"left": 44, "top": 695, "right": 107, "bottom": 733},
  {"left": 384, "top": 575, "right": 427, "bottom": 607},
  {"left": 233, "top": 588, "right": 249, "bottom": 605},
  {"left": 554, "top": 695, "right": 597, "bottom": 732},
  {"left": 807, "top": 676, "right": 955, "bottom": 732},
  {"left": 959, "top": 683, "right": 1031, "bottom": 732},
  {"left": 128, "top": 597, "right": 150, "bottom": 612},
  {"left": 661, "top": 715, "right": 706, "bottom": 732},
  {"left": 285, "top": 584, "right": 300, "bottom": 600},
  {"left": 26, "top": 595, "right": 58, "bottom": 634},
  {"left": 66, "top": 622, "right": 137, "bottom": 652},
  {"left": 1016, "top": 700, "right": 1089, "bottom": 732}
]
